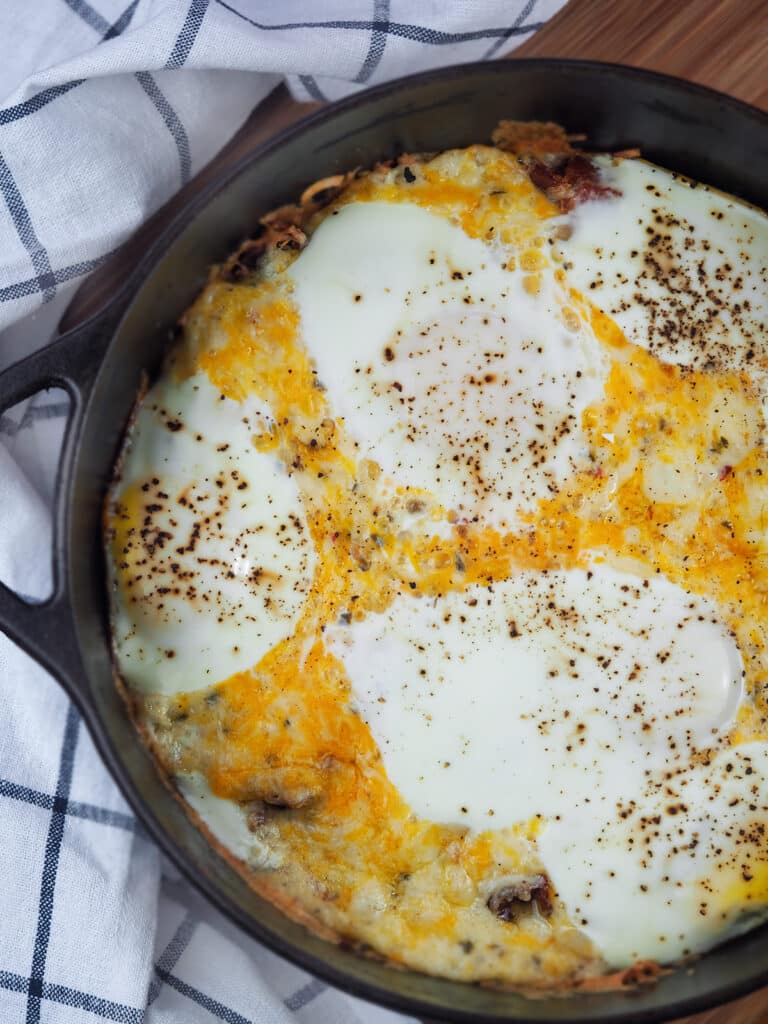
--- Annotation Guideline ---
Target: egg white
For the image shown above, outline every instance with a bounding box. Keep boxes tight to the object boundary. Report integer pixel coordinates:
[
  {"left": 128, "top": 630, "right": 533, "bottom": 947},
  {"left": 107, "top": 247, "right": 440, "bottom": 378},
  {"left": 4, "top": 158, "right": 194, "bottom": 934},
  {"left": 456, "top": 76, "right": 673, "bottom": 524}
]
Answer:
[
  {"left": 325, "top": 567, "right": 742, "bottom": 830},
  {"left": 539, "top": 743, "right": 768, "bottom": 965},
  {"left": 177, "top": 771, "right": 281, "bottom": 869},
  {"left": 289, "top": 200, "right": 606, "bottom": 528},
  {"left": 557, "top": 156, "right": 768, "bottom": 376},
  {"left": 110, "top": 373, "right": 316, "bottom": 695},
  {"left": 112, "top": 148, "right": 768, "bottom": 977},
  {"left": 326, "top": 566, "right": 759, "bottom": 965}
]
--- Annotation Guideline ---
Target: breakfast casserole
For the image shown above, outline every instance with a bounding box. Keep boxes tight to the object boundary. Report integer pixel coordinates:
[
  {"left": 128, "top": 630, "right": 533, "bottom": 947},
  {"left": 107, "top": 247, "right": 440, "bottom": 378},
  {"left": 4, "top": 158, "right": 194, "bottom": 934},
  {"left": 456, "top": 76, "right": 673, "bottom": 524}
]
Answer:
[{"left": 105, "top": 122, "right": 768, "bottom": 992}]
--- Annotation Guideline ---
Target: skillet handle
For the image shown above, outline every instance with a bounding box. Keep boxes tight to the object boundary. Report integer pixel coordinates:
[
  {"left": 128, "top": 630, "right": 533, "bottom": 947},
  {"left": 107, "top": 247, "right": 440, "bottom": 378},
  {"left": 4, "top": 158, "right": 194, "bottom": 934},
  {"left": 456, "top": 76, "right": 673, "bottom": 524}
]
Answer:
[{"left": 0, "top": 308, "right": 119, "bottom": 706}]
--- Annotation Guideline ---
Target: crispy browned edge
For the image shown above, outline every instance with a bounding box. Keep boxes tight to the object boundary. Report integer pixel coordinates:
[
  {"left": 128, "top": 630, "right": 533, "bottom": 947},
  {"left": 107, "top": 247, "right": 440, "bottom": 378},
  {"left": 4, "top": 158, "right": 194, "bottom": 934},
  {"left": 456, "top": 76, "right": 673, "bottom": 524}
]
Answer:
[
  {"left": 491, "top": 120, "right": 581, "bottom": 155},
  {"left": 102, "top": 122, "right": 676, "bottom": 996},
  {"left": 104, "top": 369, "right": 368, "bottom": 949}
]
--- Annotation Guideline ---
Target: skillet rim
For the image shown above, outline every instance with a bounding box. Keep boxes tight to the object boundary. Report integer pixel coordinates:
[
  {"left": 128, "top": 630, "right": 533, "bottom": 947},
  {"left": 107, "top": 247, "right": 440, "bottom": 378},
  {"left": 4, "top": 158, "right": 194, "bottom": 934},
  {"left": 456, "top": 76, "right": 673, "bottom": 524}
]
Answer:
[{"left": 130, "top": 57, "right": 768, "bottom": 283}]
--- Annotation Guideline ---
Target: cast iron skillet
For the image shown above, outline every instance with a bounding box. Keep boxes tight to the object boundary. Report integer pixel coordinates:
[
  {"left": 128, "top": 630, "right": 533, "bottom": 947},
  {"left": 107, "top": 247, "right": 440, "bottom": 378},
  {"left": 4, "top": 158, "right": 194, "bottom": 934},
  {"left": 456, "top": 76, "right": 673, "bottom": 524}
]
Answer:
[{"left": 1, "top": 60, "right": 767, "bottom": 1023}]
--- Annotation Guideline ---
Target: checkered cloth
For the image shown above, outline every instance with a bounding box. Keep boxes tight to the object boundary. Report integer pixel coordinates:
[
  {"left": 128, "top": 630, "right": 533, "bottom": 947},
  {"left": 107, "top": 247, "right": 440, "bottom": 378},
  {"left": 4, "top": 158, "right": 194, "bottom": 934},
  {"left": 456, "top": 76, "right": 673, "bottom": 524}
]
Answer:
[{"left": 0, "top": 2, "right": 565, "bottom": 1022}]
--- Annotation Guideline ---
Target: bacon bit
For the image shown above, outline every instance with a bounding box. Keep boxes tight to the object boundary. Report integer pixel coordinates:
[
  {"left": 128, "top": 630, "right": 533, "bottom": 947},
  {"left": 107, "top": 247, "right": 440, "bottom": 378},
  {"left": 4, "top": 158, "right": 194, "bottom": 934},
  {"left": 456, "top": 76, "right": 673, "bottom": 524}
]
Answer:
[
  {"left": 331, "top": 532, "right": 339, "bottom": 541},
  {"left": 526, "top": 155, "right": 621, "bottom": 213},
  {"left": 612, "top": 147, "right": 642, "bottom": 159},
  {"left": 245, "top": 801, "right": 267, "bottom": 831},
  {"left": 590, "top": 465, "right": 604, "bottom": 479},
  {"left": 527, "top": 160, "right": 562, "bottom": 192},
  {"left": 566, "top": 155, "right": 615, "bottom": 189},
  {"left": 719, "top": 464, "right": 733, "bottom": 480},
  {"left": 487, "top": 874, "right": 554, "bottom": 921}
]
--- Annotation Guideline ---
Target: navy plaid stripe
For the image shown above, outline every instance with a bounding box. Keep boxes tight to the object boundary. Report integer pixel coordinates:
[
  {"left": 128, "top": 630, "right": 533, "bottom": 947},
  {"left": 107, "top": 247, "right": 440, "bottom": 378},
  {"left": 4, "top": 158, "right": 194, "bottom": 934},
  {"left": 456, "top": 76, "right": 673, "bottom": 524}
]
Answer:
[
  {"left": 67, "top": 800, "right": 139, "bottom": 833},
  {"left": 157, "top": 969, "right": 253, "bottom": 1024},
  {"left": 298, "top": 75, "right": 327, "bottom": 101},
  {"left": 26, "top": 704, "right": 81, "bottom": 1024},
  {"left": 0, "top": 0, "right": 134, "bottom": 313},
  {"left": 354, "top": 0, "right": 390, "bottom": 84},
  {"left": 62, "top": 0, "right": 110, "bottom": 35},
  {"left": 0, "top": 81, "right": 84, "bottom": 126},
  {"left": 481, "top": 0, "right": 538, "bottom": 59},
  {"left": 147, "top": 911, "right": 196, "bottom": 1004},
  {"left": 103, "top": 0, "right": 140, "bottom": 41},
  {"left": 214, "top": 1, "right": 544, "bottom": 46},
  {"left": 0, "top": 971, "right": 142, "bottom": 1022},
  {"left": 135, "top": 72, "right": 192, "bottom": 184},
  {"left": 0, "top": 776, "right": 140, "bottom": 833},
  {"left": 40, "top": 982, "right": 142, "bottom": 1023},
  {"left": 0, "top": 152, "right": 56, "bottom": 302},
  {"left": 0, "top": 0, "right": 136, "bottom": 125},
  {"left": 119, "top": 903, "right": 327, "bottom": 1020},
  {"left": 0, "top": 779, "right": 53, "bottom": 810},
  {"left": 284, "top": 977, "right": 326, "bottom": 1011},
  {"left": 63, "top": 0, "right": 141, "bottom": 41},
  {"left": 0, "top": 249, "right": 114, "bottom": 304},
  {"left": 0, "top": 971, "right": 28, "bottom": 994},
  {"left": 166, "top": 0, "right": 209, "bottom": 69},
  {"left": 0, "top": 723, "right": 151, "bottom": 1024}
]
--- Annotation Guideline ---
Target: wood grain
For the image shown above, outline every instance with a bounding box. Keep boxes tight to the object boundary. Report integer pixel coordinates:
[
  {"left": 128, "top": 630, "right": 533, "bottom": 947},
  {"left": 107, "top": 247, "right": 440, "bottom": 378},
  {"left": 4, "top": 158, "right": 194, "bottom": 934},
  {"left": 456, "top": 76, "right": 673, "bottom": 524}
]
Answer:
[
  {"left": 672, "top": 985, "right": 768, "bottom": 1024},
  {"left": 60, "top": 3, "right": 768, "bottom": 1021},
  {"left": 513, "top": 0, "right": 768, "bottom": 110}
]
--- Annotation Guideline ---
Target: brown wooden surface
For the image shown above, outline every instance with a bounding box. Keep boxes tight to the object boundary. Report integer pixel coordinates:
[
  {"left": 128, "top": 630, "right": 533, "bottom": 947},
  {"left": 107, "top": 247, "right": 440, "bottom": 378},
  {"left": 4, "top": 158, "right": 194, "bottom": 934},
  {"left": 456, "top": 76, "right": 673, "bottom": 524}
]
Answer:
[
  {"left": 515, "top": 0, "right": 768, "bottom": 109},
  {"left": 62, "top": 0, "right": 768, "bottom": 330},
  {"left": 61, "top": 2, "right": 768, "bottom": 1021}
]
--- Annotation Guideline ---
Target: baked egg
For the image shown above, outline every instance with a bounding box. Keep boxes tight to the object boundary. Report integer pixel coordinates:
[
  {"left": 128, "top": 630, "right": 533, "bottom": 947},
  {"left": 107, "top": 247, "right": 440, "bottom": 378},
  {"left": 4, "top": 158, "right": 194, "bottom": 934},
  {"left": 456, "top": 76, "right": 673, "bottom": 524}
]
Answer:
[{"left": 106, "top": 126, "right": 768, "bottom": 991}]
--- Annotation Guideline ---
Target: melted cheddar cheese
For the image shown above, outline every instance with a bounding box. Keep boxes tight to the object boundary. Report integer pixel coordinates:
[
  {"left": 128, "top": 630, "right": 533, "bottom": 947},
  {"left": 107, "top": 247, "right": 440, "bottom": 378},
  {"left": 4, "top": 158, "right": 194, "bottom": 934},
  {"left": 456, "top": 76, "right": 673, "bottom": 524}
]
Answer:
[{"left": 107, "top": 144, "right": 768, "bottom": 990}]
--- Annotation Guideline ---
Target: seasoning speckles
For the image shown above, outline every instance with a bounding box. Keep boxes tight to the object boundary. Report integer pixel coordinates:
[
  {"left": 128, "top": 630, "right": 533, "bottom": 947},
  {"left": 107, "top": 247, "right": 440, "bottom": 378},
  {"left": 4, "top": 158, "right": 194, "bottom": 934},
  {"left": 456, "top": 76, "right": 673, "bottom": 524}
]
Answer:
[
  {"left": 289, "top": 199, "right": 607, "bottom": 528},
  {"left": 540, "top": 743, "right": 768, "bottom": 966},
  {"left": 108, "top": 374, "right": 316, "bottom": 695},
  {"left": 107, "top": 142, "right": 768, "bottom": 985},
  {"left": 558, "top": 156, "right": 768, "bottom": 378},
  {"left": 326, "top": 567, "right": 742, "bottom": 833}
]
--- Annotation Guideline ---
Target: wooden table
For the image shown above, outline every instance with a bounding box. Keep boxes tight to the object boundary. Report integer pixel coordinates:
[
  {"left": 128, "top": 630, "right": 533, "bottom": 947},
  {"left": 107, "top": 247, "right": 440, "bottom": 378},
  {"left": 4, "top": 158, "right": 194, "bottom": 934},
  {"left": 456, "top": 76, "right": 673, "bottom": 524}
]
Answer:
[{"left": 61, "top": 2, "right": 768, "bottom": 1021}]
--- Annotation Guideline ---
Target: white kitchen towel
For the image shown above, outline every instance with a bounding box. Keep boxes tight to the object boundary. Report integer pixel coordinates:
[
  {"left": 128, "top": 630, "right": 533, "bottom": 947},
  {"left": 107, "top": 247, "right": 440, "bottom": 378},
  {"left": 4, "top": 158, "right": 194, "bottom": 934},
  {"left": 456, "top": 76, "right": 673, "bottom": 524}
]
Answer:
[{"left": 0, "top": 3, "right": 565, "bottom": 1022}]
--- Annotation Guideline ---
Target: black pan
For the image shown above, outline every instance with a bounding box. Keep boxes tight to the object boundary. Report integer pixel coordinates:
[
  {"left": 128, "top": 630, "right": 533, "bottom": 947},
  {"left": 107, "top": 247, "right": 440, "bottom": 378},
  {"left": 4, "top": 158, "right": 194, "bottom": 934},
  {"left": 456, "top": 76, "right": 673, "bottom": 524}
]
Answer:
[{"left": 1, "top": 60, "right": 767, "bottom": 1024}]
